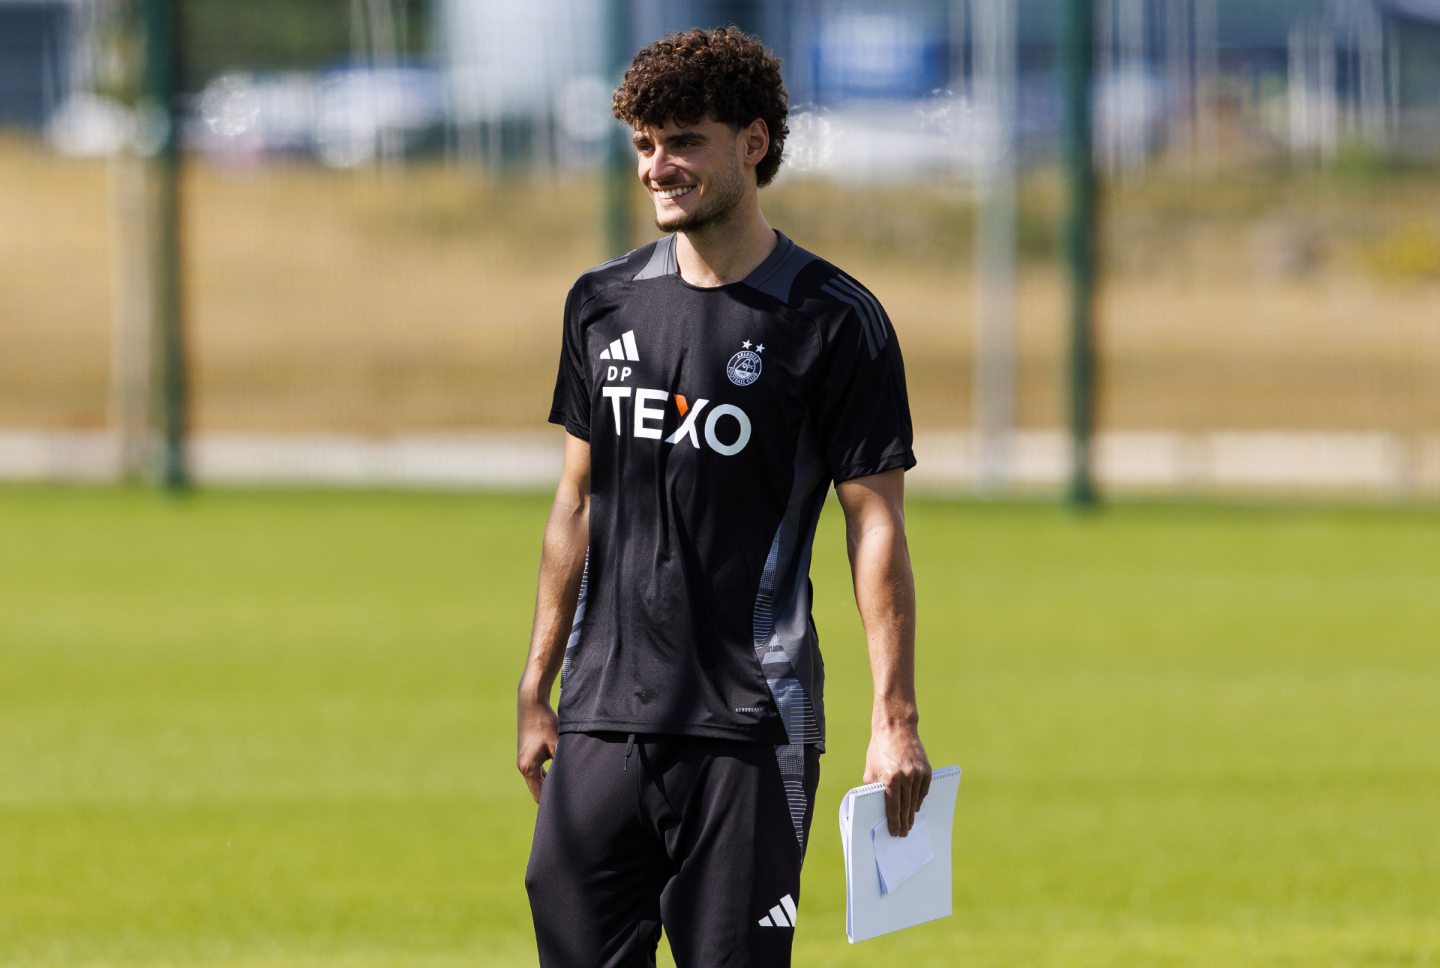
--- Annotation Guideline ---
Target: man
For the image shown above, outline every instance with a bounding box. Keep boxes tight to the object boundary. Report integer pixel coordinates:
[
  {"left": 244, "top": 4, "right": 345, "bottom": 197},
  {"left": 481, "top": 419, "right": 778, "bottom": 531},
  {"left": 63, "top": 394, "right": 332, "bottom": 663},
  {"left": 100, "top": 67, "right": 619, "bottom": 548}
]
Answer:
[{"left": 518, "top": 26, "right": 930, "bottom": 968}]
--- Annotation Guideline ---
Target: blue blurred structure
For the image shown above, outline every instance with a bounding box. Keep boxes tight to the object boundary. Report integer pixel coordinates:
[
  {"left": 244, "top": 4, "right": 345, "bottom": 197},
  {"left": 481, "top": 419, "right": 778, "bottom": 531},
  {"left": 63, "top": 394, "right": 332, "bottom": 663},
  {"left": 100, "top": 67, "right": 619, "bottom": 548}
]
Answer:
[
  {"left": 420, "top": 0, "right": 1440, "bottom": 178},
  {"left": 15, "top": 0, "right": 1436, "bottom": 175},
  {"left": 0, "top": 0, "right": 79, "bottom": 127}
]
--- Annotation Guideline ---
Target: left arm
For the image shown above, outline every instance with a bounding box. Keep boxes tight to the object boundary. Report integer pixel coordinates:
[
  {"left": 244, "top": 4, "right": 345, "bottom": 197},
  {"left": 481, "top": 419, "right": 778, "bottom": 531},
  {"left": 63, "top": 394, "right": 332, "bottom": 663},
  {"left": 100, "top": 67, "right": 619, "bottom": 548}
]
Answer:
[{"left": 836, "top": 467, "right": 932, "bottom": 836}]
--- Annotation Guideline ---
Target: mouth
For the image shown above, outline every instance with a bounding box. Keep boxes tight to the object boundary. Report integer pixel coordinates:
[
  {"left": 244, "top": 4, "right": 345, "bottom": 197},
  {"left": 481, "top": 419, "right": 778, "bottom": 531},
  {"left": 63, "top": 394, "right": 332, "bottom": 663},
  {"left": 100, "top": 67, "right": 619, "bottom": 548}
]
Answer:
[{"left": 652, "top": 185, "right": 695, "bottom": 201}]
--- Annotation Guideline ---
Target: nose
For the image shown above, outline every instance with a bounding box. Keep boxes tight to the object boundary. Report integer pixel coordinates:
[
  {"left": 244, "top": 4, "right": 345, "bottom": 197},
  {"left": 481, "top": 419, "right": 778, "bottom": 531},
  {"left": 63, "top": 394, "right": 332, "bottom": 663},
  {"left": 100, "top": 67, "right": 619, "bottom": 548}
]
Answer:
[{"left": 647, "top": 145, "right": 677, "bottom": 183}]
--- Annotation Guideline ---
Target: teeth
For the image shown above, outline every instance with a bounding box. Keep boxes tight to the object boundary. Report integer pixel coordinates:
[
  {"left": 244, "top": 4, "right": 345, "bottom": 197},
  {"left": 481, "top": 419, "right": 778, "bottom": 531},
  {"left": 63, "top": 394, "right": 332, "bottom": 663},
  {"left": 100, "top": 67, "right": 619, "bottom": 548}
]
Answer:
[{"left": 655, "top": 186, "right": 694, "bottom": 199}]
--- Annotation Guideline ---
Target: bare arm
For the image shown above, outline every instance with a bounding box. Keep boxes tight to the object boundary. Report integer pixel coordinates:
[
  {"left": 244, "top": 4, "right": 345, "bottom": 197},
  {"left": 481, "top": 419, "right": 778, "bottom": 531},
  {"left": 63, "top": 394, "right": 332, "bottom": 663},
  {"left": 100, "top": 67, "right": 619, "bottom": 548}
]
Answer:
[
  {"left": 516, "top": 432, "right": 591, "bottom": 803},
  {"left": 836, "top": 468, "right": 932, "bottom": 836}
]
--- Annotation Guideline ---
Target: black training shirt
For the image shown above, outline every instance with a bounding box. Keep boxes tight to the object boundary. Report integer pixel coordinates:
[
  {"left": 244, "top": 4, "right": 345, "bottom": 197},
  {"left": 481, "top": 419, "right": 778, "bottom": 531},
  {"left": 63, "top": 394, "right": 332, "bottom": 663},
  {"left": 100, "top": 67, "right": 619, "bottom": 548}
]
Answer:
[{"left": 548, "top": 232, "right": 915, "bottom": 748}]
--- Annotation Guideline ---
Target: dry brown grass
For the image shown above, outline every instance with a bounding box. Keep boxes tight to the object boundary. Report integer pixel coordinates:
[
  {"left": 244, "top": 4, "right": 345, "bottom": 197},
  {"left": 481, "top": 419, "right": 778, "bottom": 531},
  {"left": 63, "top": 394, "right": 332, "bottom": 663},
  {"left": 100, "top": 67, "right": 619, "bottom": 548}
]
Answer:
[{"left": 2, "top": 134, "right": 1437, "bottom": 436}]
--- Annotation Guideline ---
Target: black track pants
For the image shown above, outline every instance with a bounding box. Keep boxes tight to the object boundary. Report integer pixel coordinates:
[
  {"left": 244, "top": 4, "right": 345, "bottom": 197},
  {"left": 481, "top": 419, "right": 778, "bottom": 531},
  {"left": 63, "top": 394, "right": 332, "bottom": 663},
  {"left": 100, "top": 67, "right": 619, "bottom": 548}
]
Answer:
[{"left": 525, "top": 732, "right": 821, "bottom": 968}]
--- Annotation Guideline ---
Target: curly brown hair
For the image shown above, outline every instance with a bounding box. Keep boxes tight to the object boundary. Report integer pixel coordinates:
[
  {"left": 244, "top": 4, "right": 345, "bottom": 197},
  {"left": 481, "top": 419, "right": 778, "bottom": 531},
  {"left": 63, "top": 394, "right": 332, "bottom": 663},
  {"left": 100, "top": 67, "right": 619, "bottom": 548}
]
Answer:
[{"left": 612, "top": 26, "right": 789, "bottom": 188}]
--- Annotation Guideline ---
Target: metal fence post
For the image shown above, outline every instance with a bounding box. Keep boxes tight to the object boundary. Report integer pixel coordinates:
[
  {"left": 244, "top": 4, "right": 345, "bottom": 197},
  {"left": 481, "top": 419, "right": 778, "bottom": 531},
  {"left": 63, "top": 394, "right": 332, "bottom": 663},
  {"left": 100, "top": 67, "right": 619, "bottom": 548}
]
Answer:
[
  {"left": 140, "top": 0, "right": 188, "bottom": 491},
  {"left": 1061, "top": 0, "right": 1098, "bottom": 508},
  {"left": 974, "top": 0, "right": 1019, "bottom": 495}
]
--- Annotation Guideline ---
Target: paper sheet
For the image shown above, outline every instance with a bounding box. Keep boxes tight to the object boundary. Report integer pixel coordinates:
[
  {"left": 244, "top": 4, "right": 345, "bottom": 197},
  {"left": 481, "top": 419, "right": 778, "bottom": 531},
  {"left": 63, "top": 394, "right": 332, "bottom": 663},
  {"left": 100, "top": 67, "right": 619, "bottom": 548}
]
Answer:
[
  {"left": 839, "top": 765, "right": 961, "bottom": 943},
  {"left": 870, "top": 813, "right": 934, "bottom": 894}
]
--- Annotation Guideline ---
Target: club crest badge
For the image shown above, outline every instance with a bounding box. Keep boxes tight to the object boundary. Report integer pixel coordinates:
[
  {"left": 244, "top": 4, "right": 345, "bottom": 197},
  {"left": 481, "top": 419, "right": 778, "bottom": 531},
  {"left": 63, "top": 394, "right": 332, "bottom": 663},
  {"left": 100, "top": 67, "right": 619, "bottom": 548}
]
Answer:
[{"left": 726, "top": 340, "right": 764, "bottom": 387}]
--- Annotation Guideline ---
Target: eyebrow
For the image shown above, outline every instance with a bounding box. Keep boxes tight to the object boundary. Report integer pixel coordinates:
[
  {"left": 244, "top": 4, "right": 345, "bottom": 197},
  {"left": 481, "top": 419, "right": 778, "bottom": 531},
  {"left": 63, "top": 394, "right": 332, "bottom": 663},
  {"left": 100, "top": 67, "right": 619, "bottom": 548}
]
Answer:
[{"left": 632, "top": 130, "right": 709, "bottom": 148}]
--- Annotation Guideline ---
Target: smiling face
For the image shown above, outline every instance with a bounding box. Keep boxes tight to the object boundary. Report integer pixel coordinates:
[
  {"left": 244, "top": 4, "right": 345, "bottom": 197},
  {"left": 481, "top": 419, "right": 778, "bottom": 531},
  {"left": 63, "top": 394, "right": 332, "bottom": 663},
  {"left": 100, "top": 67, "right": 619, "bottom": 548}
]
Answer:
[{"left": 632, "top": 117, "right": 752, "bottom": 234}]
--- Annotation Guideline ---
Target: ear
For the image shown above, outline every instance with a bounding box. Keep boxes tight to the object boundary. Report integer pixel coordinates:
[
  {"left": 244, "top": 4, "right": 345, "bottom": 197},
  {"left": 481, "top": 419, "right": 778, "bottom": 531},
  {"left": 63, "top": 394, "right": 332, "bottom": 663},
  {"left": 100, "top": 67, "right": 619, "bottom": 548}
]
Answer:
[{"left": 740, "top": 119, "right": 769, "bottom": 170}]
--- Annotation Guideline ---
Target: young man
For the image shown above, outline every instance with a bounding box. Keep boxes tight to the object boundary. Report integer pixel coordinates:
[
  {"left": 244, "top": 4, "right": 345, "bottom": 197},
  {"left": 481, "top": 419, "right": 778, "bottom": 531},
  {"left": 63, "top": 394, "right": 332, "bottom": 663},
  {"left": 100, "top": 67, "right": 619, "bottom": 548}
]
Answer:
[{"left": 518, "top": 26, "right": 930, "bottom": 968}]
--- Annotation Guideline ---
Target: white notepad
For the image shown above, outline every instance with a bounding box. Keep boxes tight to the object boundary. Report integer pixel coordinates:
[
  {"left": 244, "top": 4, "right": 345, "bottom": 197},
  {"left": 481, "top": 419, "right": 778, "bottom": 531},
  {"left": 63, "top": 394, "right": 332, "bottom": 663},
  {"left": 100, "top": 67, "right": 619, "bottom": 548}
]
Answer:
[{"left": 838, "top": 765, "right": 962, "bottom": 943}]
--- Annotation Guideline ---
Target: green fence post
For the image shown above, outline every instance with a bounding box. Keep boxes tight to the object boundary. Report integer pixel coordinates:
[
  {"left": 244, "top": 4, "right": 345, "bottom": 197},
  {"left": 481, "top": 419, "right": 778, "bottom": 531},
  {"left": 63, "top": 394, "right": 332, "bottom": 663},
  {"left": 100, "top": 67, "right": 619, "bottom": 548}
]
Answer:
[
  {"left": 140, "top": 0, "right": 188, "bottom": 491},
  {"left": 1060, "top": 0, "right": 1098, "bottom": 508}
]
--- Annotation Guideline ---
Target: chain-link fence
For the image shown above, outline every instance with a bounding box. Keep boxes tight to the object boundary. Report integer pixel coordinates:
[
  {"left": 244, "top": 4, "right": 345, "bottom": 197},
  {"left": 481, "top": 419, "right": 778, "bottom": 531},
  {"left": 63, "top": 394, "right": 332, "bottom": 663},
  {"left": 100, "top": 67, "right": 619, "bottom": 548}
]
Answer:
[{"left": 3, "top": 0, "right": 1438, "bottom": 495}]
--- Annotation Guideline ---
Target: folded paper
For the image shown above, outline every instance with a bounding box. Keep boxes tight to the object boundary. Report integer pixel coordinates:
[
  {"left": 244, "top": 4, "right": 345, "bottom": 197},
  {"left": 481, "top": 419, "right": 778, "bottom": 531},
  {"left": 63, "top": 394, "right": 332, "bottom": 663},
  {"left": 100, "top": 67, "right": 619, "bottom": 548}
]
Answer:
[{"left": 871, "top": 812, "right": 934, "bottom": 894}]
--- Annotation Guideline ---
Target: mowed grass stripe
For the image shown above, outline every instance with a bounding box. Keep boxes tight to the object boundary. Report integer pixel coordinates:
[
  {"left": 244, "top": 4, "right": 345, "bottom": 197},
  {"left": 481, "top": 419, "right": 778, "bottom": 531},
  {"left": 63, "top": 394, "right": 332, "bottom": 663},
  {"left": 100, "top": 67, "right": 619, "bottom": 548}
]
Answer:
[{"left": 0, "top": 488, "right": 1436, "bottom": 966}]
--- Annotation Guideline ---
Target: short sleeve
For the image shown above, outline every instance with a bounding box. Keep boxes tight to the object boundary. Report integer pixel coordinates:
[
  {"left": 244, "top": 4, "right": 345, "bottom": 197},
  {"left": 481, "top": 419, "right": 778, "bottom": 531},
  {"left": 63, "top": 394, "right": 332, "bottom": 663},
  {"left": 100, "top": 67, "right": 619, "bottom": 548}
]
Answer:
[
  {"left": 548, "top": 282, "right": 591, "bottom": 440},
  {"left": 812, "top": 291, "right": 916, "bottom": 483}
]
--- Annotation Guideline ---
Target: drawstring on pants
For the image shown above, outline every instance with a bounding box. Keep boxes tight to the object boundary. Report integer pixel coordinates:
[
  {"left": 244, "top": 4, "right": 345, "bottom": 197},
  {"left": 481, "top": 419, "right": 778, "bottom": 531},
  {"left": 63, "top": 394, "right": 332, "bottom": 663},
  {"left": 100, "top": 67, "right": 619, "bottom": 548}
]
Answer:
[{"left": 623, "top": 733, "right": 636, "bottom": 772}]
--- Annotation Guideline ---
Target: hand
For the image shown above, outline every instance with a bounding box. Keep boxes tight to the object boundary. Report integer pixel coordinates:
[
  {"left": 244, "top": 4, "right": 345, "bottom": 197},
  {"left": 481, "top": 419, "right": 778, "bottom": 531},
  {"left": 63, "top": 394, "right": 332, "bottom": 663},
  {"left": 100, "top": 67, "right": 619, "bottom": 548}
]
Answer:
[
  {"left": 516, "top": 694, "right": 559, "bottom": 803},
  {"left": 864, "top": 722, "right": 931, "bottom": 837}
]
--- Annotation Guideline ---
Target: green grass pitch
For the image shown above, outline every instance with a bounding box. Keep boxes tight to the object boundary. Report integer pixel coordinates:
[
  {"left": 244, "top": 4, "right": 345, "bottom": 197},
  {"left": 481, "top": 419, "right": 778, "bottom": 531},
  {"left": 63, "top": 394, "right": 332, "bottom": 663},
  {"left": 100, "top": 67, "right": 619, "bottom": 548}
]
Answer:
[{"left": 1, "top": 487, "right": 1437, "bottom": 967}]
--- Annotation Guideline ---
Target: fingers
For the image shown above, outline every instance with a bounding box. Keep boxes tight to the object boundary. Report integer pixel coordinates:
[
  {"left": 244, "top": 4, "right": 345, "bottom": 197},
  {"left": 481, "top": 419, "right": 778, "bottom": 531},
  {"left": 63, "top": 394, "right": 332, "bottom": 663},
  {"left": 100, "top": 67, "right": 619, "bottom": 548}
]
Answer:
[
  {"left": 884, "top": 779, "right": 909, "bottom": 837},
  {"left": 865, "top": 730, "right": 931, "bottom": 836},
  {"left": 521, "top": 762, "right": 547, "bottom": 803},
  {"left": 516, "top": 732, "right": 556, "bottom": 804},
  {"left": 517, "top": 740, "right": 554, "bottom": 803},
  {"left": 885, "top": 766, "right": 931, "bottom": 836},
  {"left": 516, "top": 699, "right": 559, "bottom": 804}
]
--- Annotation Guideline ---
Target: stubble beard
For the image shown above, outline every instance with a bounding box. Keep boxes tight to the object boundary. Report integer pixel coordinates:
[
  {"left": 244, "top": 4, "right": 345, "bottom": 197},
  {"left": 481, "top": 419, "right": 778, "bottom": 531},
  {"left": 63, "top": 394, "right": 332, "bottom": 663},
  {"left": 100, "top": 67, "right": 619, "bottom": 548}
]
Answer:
[{"left": 652, "top": 157, "right": 746, "bottom": 234}]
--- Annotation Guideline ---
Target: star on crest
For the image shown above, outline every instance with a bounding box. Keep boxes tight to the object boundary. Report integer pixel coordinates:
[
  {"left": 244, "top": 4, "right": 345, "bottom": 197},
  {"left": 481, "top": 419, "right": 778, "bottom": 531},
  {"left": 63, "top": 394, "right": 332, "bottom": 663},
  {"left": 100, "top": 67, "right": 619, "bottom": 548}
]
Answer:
[
  {"left": 756, "top": 343, "right": 765, "bottom": 353},
  {"left": 742, "top": 340, "right": 753, "bottom": 350}
]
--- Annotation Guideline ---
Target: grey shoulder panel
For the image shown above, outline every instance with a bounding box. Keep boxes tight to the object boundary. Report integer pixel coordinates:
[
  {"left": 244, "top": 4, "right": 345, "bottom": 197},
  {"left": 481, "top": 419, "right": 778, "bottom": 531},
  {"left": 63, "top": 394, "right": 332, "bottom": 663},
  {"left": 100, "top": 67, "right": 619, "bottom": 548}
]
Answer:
[
  {"left": 575, "top": 243, "right": 652, "bottom": 296},
  {"left": 744, "top": 232, "right": 819, "bottom": 306},
  {"left": 818, "top": 274, "right": 890, "bottom": 359},
  {"left": 632, "top": 234, "right": 677, "bottom": 281},
  {"left": 588, "top": 253, "right": 632, "bottom": 274}
]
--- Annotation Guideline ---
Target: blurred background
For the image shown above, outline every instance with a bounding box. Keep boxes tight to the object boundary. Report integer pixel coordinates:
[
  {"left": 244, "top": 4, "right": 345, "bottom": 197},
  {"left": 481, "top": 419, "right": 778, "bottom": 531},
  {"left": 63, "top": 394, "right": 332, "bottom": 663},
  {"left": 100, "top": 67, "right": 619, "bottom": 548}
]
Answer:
[
  {"left": 4, "top": 6, "right": 1439, "bottom": 967},
  {"left": 2, "top": 0, "right": 1439, "bottom": 498}
]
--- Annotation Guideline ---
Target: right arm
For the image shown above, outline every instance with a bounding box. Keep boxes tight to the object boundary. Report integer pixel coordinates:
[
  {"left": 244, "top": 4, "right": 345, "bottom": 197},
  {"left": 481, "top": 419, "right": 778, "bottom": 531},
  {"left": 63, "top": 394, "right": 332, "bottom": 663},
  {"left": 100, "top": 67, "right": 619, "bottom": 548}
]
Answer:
[{"left": 516, "top": 432, "right": 591, "bottom": 803}]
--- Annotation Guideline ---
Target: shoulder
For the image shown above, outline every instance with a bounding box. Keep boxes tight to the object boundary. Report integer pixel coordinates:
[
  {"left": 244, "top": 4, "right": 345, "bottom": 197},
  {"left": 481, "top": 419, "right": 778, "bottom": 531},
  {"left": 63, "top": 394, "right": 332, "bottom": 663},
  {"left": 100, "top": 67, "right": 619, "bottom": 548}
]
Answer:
[
  {"left": 749, "top": 235, "right": 885, "bottom": 319},
  {"left": 754, "top": 238, "right": 891, "bottom": 359},
  {"left": 796, "top": 261, "right": 888, "bottom": 330},
  {"left": 568, "top": 237, "right": 674, "bottom": 307}
]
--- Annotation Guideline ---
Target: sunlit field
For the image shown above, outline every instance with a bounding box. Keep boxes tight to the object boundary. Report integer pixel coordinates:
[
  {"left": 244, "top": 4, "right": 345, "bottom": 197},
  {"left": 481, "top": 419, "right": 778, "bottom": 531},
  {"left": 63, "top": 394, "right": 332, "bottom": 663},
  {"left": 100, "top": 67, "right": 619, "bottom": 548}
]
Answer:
[{"left": 2, "top": 486, "right": 1437, "bottom": 966}]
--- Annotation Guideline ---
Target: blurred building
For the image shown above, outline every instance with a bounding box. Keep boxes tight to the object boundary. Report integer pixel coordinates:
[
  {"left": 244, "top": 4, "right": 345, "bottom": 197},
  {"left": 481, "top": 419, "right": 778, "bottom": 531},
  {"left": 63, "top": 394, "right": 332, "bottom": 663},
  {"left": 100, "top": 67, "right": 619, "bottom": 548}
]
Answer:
[
  {"left": 427, "top": 0, "right": 1438, "bottom": 178},
  {"left": 8, "top": 0, "right": 1437, "bottom": 171},
  {"left": 1375, "top": 0, "right": 1440, "bottom": 156},
  {"left": 0, "top": 0, "right": 81, "bottom": 127},
  {"left": 432, "top": 0, "right": 965, "bottom": 173}
]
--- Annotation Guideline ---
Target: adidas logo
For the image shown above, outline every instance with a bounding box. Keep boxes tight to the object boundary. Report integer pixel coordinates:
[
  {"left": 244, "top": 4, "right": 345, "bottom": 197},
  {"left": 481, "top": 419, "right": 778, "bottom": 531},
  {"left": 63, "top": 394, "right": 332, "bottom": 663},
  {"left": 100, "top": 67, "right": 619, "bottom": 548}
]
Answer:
[
  {"left": 599, "top": 330, "right": 640, "bottom": 362},
  {"left": 757, "top": 893, "right": 797, "bottom": 929}
]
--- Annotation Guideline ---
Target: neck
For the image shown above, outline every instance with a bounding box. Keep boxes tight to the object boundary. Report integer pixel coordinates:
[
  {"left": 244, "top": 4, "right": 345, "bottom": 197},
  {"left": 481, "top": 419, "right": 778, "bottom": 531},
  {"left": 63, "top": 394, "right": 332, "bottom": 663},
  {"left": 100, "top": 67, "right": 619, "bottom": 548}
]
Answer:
[{"left": 674, "top": 204, "right": 777, "bottom": 288}]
